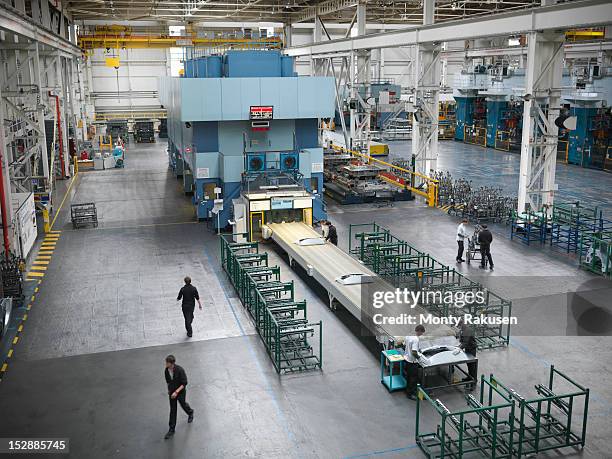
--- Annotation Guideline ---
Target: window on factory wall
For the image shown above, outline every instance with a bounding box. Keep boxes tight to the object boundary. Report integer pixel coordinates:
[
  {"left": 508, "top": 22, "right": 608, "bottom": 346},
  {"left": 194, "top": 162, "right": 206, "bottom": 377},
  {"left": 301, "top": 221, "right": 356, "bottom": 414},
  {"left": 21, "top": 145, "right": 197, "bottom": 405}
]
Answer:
[{"left": 169, "top": 26, "right": 186, "bottom": 77}]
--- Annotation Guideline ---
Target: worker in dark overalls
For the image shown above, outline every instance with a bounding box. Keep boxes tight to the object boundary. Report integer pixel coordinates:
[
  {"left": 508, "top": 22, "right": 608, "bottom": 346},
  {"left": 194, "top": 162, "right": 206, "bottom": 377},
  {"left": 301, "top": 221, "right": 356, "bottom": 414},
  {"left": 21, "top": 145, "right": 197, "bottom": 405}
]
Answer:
[
  {"left": 477, "top": 224, "right": 494, "bottom": 270},
  {"left": 325, "top": 221, "right": 338, "bottom": 246},
  {"left": 457, "top": 317, "right": 477, "bottom": 390}
]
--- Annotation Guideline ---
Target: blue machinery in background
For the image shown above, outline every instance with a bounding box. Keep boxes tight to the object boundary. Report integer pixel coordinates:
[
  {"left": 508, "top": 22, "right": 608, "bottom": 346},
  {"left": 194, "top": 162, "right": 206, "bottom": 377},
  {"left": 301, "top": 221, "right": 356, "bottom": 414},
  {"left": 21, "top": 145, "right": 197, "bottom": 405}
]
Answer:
[{"left": 160, "top": 50, "right": 335, "bottom": 238}]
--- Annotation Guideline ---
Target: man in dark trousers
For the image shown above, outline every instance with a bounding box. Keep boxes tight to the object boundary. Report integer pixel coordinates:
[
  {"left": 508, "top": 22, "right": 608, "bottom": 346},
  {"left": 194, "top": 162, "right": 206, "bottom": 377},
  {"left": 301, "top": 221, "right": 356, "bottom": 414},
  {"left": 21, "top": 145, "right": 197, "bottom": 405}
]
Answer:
[
  {"left": 325, "top": 221, "right": 338, "bottom": 246},
  {"left": 404, "top": 325, "right": 425, "bottom": 400},
  {"left": 457, "top": 318, "right": 477, "bottom": 391},
  {"left": 164, "top": 355, "right": 194, "bottom": 439},
  {"left": 177, "top": 276, "right": 202, "bottom": 337},
  {"left": 477, "top": 224, "right": 494, "bottom": 269}
]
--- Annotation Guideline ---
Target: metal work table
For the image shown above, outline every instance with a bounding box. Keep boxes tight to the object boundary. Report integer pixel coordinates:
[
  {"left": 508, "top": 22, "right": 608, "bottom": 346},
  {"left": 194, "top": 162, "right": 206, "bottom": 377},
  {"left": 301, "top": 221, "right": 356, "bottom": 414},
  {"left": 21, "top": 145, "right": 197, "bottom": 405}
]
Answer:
[{"left": 417, "top": 346, "right": 477, "bottom": 392}]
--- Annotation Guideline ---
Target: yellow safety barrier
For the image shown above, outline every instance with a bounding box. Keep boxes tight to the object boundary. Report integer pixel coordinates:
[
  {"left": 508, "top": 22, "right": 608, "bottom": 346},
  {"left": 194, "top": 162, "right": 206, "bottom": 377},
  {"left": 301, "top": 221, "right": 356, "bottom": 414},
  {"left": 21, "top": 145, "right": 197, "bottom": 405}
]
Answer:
[
  {"left": 330, "top": 144, "right": 439, "bottom": 207},
  {"left": 494, "top": 130, "right": 511, "bottom": 151},
  {"left": 463, "top": 125, "right": 487, "bottom": 147},
  {"left": 557, "top": 140, "right": 569, "bottom": 163},
  {"left": 42, "top": 206, "right": 51, "bottom": 234}
]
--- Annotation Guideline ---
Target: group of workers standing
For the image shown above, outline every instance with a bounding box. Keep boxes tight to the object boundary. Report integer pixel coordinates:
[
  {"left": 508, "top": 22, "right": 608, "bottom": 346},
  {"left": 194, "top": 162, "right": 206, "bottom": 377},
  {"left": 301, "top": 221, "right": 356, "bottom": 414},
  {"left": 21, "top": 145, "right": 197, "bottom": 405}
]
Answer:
[{"left": 456, "top": 218, "right": 494, "bottom": 270}]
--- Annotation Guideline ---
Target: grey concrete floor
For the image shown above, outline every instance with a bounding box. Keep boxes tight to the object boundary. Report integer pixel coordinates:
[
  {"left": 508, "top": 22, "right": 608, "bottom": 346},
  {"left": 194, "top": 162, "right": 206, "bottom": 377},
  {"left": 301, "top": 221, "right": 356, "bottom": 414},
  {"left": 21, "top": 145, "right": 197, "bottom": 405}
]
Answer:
[
  {"left": 0, "top": 140, "right": 611, "bottom": 458},
  {"left": 387, "top": 140, "right": 612, "bottom": 215}
]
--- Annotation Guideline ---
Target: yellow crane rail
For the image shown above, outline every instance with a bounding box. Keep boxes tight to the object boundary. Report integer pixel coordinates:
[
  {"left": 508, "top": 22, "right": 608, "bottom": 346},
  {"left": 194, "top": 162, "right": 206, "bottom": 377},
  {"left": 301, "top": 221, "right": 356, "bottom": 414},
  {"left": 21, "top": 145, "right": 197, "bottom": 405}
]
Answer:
[{"left": 78, "top": 34, "right": 283, "bottom": 50}]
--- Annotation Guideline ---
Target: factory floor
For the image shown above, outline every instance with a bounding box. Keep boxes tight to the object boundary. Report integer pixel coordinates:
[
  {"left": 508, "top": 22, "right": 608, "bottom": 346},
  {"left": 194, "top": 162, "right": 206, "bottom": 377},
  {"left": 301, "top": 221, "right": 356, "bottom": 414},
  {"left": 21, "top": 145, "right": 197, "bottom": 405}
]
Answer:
[{"left": 0, "top": 140, "right": 611, "bottom": 458}]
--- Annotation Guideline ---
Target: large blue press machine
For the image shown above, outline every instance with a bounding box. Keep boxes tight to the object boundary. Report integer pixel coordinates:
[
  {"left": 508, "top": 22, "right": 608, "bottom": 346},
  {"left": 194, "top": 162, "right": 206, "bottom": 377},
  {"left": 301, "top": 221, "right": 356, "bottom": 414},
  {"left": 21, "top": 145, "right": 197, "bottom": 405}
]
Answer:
[{"left": 160, "top": 50, "right": 335, "bottom": 236}]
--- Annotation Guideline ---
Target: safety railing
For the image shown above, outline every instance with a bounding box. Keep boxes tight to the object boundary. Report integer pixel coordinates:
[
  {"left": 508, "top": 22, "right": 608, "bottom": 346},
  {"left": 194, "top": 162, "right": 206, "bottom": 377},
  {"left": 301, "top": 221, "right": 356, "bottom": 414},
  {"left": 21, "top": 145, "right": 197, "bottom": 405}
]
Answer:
[
  {"left": 329, "top": 144, "right": 439, "bottom": 206},
  {"left": 220, "top": 233, "right": 323, "bottom": 373},
  {"left": 348, "top": 223, "right": 512, "bottom": 349},
  {"left": 464, "top": 125, "right": 487, "bottom": 147}
]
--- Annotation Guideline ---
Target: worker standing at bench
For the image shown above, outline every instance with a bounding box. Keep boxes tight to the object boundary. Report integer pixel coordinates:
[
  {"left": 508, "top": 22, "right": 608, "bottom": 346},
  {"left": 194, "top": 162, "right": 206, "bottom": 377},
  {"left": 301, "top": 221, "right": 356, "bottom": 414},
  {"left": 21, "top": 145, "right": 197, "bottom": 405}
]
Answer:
[
  {"left": 457, "top": 317, "right": 477, "bottom": 390},
  {"left": 177, "top": 276, "right": 202, "bottom": 337},
  {"left": 325, "top": 221, "right": 338, "bottom": 246},
  {"left": 404, "top": 325, "right": 425, "bottom": 400}
]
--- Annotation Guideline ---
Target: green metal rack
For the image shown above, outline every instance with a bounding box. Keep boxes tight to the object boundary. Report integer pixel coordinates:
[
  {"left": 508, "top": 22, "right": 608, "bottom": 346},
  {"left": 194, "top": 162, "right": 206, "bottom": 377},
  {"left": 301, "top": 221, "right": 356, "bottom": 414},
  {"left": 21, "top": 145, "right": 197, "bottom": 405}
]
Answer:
[
  {"left": 415, "top": 379, "right": 516, "bottom": 458},
  {"left": 416, "top": 365, "right": 589, "bottom": 458},
  {"left": 348, "top": 223, "right": 512, "bottom": 349},
  {"left": 220, "top": 233, "right": 323, "bottom": 374},
  {"left": 489, "top": 366, "right": 589, "bottom": 458}
]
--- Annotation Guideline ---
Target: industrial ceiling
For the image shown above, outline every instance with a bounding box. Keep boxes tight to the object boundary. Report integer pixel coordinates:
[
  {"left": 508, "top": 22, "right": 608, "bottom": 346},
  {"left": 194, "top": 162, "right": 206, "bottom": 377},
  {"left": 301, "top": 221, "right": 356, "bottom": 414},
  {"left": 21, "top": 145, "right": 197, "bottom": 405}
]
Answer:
[{"left": 66, "top": 0, "right": 540, "bottom": 24}]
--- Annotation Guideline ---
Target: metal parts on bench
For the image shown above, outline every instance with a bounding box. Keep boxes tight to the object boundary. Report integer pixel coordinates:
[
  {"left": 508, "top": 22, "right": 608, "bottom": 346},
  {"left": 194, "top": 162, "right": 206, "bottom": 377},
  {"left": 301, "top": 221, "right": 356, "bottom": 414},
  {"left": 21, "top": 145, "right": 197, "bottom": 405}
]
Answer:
[{"left": 220, "top": 234, "right": 322, "bottom": 374}]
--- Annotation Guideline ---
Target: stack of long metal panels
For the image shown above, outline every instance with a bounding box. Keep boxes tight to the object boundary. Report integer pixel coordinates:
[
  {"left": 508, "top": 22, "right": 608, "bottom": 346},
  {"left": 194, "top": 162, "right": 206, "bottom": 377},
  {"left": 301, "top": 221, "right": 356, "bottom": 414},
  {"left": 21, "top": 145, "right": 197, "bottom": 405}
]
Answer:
[
  {"left": 268, "top": 222, "right": 457, "bottom": 344},
  {"left": 220, "top": 234, "right": 322, "bottom": 374}
]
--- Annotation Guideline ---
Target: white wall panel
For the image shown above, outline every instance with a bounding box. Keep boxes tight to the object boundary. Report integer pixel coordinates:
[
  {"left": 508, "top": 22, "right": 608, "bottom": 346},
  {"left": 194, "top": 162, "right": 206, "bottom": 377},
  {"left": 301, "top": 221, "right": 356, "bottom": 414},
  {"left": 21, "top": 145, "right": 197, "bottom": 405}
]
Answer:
[{"left": 89, "top": 48, "right": 168, "bottom": 114}]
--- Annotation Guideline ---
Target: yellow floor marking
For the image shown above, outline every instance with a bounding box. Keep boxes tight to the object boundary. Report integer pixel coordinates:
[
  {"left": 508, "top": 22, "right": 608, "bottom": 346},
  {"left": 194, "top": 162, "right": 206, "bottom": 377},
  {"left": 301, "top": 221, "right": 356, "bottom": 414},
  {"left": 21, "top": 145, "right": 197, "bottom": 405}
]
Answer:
[
  {"left": 26, "top": 305, "right": 31, "bottom": 310},
  {"left": 27, "top": 272, "right": 45, "bottom": 277},
  {"left": 23, "top": 314, "right": 28, "bottom": 321},
  {"left": 49, "top": 230, "right": 61, "bottom": 233},
  {"left": 38, "top": 251, "right": 54, "bottom": 255},
  {"left": 7, "top": 350, "right": 13, "bottom": 358},
  {"left": 30, "top": 265, "right": 47, "bottom": 271},
  {"left": 41, "top": 243, "right": 56, "bottom": 247},
  {"left": 33, "top": 261, "right": 49, "bottom": 266},
  {"left": 17, "top": 325, "right": 23, "bottom": 332},
  {"left": 50, "top": 173, "right": 79, "bottom": 230},
  {"left": 1, "top": 363, "right": 7, "bottom": 372},
  {"left": 12, "top": 337, "right": 18, "bottom": 345},
  {"left": 37, "top": 256, "right": 52, "bottom": 260}
]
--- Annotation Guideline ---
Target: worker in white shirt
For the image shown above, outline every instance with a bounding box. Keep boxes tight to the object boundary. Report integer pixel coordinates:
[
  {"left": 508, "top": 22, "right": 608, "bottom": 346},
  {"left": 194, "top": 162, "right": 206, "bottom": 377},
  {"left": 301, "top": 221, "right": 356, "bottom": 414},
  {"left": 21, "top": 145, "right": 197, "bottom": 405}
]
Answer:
[
  {"left": 321, "top": 220, "right": 329, "bottom": 239},
  {"left": 404, "top": 325, "right": 425, "bottom": 400},
  {"left": 456, "top": 218, "right": 468, "bottom": 263}
]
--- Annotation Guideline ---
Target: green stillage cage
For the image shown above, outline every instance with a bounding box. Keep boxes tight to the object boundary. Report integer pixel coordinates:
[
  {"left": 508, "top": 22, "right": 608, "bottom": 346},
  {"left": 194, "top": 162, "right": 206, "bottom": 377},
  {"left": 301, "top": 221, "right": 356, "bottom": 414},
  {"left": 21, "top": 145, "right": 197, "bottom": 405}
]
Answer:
[
  {"left": 416, "top": 365, "right": 589, "bottom": 458},
  {"left": 220, "top": 233, "right": 322, "bottom": 374},
  {"left": 348, "top": 223, "right": 512, "bottom": 349}
]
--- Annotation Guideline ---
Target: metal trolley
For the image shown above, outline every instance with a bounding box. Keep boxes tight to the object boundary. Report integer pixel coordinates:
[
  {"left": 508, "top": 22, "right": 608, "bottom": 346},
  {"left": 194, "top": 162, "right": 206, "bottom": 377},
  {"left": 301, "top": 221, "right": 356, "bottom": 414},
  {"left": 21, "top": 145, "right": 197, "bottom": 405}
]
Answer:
[{"left": 70, "top": 203, "right": 98, "bottom": 229}]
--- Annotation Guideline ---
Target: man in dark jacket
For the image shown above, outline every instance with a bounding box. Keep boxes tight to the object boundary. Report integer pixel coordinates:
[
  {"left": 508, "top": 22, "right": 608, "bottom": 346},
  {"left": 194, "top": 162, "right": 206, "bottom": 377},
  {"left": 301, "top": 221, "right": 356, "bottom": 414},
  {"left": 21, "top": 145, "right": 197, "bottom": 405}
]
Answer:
[
  {"left": 177, "top": 276, "right": 202, "bottom": 337},
  {"left": 457, "top": 319, "right": 477, "bottom": 390},
  {"left": 325, "top": 221, "right": 338, "bottom": 246},
  {"left": 477, "top": 225, "right": 494, "bottom": 269},
  {"left": 164, "top": 355, "right": 194, "bottom": 439}
]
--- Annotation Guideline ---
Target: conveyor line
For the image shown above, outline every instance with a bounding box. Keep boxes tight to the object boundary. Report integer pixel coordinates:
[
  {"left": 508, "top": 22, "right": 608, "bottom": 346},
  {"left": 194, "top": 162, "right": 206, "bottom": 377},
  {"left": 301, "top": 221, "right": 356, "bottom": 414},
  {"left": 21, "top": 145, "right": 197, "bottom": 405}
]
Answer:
[{"left": 268, "top": 222, "right": 455, "bottom": 341}]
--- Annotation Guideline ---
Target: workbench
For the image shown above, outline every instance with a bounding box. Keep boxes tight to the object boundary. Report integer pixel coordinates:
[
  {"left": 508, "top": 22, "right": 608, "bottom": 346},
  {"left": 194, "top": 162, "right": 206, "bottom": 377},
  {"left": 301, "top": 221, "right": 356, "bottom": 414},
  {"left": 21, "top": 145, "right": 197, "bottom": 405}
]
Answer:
[{"left": 417, "top": 345, "right": 477, "bottom": 393}]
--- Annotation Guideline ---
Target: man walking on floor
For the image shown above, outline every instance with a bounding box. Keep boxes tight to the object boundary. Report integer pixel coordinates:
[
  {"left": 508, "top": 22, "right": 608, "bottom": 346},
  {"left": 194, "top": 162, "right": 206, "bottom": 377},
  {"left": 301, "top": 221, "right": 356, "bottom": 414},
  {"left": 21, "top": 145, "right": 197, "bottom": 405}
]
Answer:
[
  {"left": 164, "top": 355, "right": 194, "bottom": 439},
  {"left": 477, "top": 225, "right": 494, "bottom": 270},
  {"left": 177, "top": 276, "right": 202, "bottom": 337},
  {"left": 456, "top": 218, "right": 468, "bottom": 263}
]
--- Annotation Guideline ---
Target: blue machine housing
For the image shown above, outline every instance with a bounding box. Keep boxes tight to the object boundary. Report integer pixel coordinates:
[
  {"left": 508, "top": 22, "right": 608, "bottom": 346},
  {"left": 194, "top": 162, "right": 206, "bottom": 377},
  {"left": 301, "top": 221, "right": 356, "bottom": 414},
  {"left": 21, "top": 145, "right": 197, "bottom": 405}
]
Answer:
[
  {"left": 454, "top": 96, "right": 475, "bottom": 141},
  {"left": 160, "top": 51, "right": 334, "bottom": 227}
]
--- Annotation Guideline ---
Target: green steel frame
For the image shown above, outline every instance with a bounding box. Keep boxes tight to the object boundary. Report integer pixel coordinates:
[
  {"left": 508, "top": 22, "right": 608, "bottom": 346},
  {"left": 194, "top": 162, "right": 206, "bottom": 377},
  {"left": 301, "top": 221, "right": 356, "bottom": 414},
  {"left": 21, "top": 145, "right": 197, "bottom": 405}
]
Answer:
[
  {"left": 415, "top": 379, "right": 516, "bottom": 458},
  {"left": 489, "top": 366, "right": 589, "bottom": 457},
  {"left": 220, "top": 233, "right": 323, "bottom": 374},
  {"left": 579, "top": 231, "right": 612, "bottom": 277},
  {"left": 348, "top": 223, "right": 512, "bottom": 349},
  {"left": 415, "top": 365, "right": 589, "bottom": 458}
]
